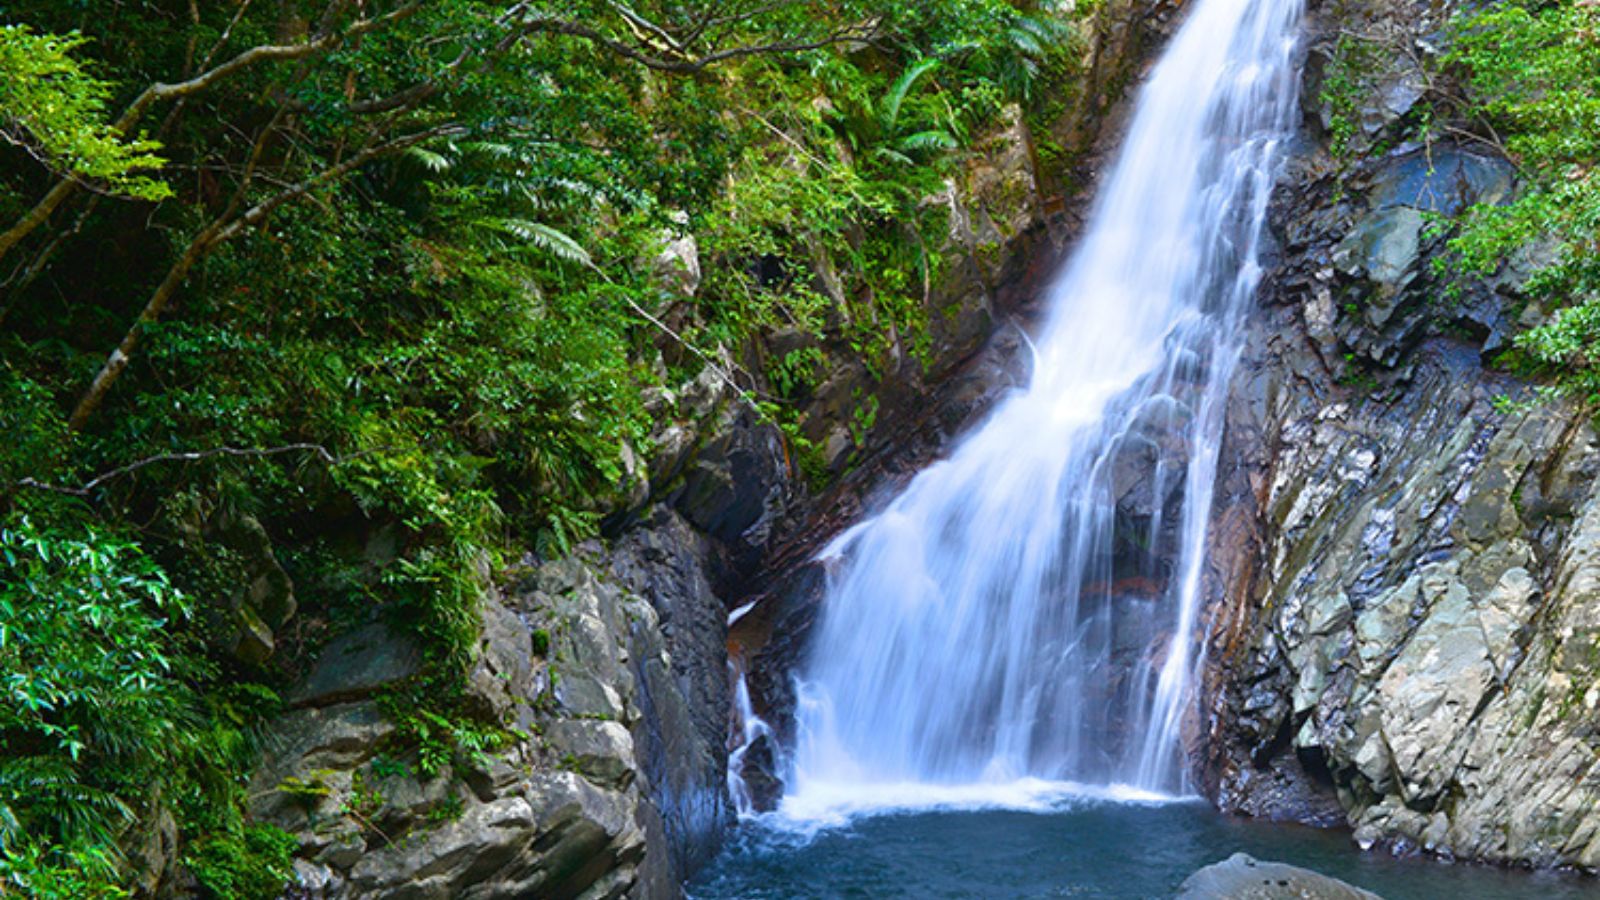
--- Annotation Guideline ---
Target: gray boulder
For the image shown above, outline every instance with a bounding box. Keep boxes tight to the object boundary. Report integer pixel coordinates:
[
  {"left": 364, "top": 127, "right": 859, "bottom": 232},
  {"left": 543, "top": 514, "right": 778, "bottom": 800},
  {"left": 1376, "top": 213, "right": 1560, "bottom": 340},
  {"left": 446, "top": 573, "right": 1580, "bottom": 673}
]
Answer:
[
  {"left": 1177, "top": 854, "right": 1383, "bottom": 900},
  {"left": 290, "top": 622, "right": 422, "bottom": 708}
]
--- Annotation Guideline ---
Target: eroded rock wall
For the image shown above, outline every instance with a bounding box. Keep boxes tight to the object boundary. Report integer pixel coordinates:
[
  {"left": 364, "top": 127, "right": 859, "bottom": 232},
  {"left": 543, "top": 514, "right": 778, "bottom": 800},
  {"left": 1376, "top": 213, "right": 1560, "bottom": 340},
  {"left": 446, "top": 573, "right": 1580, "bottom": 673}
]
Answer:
[
  {"left": 1200, "top": 0, "right": 1600, "bottom": 870},
  {"left": 249, "top": 540, "right": 731, "bottom": 900}
]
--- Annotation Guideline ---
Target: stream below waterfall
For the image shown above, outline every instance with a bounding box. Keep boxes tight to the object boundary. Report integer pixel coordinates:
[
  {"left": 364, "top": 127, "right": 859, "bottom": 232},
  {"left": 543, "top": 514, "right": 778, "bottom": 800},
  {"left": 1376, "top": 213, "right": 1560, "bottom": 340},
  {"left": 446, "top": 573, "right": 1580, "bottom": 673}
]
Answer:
[{"left": 688, "top": 804, "right": 1596, "bottom": 899}]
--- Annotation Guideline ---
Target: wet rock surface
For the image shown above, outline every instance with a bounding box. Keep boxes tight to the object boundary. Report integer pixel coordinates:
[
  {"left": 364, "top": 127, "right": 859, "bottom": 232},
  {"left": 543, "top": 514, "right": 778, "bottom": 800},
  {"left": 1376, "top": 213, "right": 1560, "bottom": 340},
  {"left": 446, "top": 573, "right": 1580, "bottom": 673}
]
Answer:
[
  {"left": 252, "top": 549, "right": 741, "bottom": 900},
  {"left": 611, "top": 508, "right": 734, "bottom": 882},
  {"left": 1177, "top": 853, "right": 1383, "bottom": 900}
]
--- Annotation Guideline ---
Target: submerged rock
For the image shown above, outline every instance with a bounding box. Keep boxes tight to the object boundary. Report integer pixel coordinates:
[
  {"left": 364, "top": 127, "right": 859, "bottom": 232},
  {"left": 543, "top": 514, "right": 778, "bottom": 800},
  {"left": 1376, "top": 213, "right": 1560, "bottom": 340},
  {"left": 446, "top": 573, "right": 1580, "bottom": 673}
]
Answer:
[{"left": 1177, "top": 854, "right": 1382, "bottom": 900}]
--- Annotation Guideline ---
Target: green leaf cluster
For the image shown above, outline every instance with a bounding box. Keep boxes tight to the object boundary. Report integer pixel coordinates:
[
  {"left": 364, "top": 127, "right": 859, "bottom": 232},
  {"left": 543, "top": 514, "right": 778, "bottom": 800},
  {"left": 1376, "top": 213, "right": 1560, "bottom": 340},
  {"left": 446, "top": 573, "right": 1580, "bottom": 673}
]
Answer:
[
  {"left": 0, "top": 25, "right": 170, "bottom": 202},
  {"left": 0, "top": 518, "right": 284, "bottom": 897},
  {"left": 1444, "top": 1, "right": 1600, "bottom": 394}
]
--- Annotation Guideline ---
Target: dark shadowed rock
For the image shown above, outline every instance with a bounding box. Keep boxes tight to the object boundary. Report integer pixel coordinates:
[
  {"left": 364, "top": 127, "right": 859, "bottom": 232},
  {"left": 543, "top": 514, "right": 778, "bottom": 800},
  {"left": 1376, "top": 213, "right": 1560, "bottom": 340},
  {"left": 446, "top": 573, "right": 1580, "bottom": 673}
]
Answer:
[
  {"left": 290, "top": 622, "right": 421, "bottom": 708},
  {"left": 610, "top": 506, "right": 733, "bottom": 880},
  {"left": 1369, "top": 149, "right": 1513, "bottom": 217},
  {"left": 671, "top": 402, "right": 789, "bottom": 581},
  {"left": 736, "top": 734, "right": 783, "bottom": 812}
]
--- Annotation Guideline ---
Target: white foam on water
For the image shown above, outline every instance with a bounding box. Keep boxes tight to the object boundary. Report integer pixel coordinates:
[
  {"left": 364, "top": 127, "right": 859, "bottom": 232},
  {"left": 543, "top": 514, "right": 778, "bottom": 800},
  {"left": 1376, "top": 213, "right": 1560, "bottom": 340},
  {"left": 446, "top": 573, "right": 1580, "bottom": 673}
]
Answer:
[{"left": 745, "top": 777, "right": 1187, "bottom": 842}]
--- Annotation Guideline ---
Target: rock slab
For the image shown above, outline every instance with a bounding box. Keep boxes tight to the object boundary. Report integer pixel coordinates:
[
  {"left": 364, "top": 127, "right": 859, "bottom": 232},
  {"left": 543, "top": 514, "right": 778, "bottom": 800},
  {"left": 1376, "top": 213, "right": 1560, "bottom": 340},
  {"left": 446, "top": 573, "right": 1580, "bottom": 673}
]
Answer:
[{"left": 1177, "top": 854, "right": 1383, "bottom": 900}]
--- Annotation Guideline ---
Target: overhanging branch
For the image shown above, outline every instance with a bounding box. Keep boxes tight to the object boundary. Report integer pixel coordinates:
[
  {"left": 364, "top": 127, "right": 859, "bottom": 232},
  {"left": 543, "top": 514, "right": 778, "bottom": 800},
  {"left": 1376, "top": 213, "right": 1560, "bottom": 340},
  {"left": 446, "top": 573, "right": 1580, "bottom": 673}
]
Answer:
[
  {"left": 520, "top": 13, "right": 879, "bottom": 73},
  {"left": 17, "top": 444, "right": 339, "bottom": 497},
  {"left": 0, "top": 0, "right": 425, "bottom": 263}
]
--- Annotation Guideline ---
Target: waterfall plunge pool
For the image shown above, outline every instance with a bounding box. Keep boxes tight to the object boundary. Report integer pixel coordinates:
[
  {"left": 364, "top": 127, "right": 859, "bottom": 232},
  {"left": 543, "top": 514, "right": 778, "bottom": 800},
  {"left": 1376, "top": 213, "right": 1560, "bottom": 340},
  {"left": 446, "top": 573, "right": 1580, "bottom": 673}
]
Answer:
[{"left": 689, "top": 796, "right": 1593, "bottom": 899}]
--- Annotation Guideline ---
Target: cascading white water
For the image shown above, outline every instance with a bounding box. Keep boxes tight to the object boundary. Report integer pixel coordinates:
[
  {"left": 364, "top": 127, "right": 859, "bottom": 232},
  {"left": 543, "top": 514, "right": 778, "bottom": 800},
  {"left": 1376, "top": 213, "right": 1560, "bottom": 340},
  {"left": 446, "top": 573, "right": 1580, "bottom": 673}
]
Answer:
[
  {"left": 727, "top": 662, "right": 775, "bottom": 817},
  {"left": 784, "top": 0, "right": 1304, "bottom": 809}
]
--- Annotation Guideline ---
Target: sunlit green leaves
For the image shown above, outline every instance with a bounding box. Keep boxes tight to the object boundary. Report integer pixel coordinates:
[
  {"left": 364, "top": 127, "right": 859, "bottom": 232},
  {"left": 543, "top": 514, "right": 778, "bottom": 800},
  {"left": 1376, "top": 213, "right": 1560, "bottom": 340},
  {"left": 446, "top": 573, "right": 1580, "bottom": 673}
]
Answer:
[
  {"left": 0, "top": 520, "right": 194, "bottom": 892},
  {"left": 1444, "top": 0, "right": 1600, "bottom": 394},
  {"left": 0, "top": 25, "right": 170, "bottom": 200}
]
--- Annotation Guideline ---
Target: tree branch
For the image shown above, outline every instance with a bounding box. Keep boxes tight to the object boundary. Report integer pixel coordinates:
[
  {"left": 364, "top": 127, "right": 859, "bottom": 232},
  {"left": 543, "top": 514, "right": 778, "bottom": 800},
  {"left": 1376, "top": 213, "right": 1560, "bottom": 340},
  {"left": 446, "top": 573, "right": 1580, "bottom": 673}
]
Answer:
[
  {"left": 17, "top": 444, "right": 339, "bottom": 497},
  {"left": 682, "top": 1, "right": 797, "bottom": 51},
  {"left": 519, "top": 13, "right": 878, "bottom": 74},
  {"left": 0, "top": 0, "right": 423, "bottom": 263},
  {"left": 66, "top": 124, "right": 461, "bottom": 431},
  {"left": 607, "top": 2, "right": 685, "bottom": 55},
  {"left": 116, "top": 2, "right": 422, "bottom": 127}
]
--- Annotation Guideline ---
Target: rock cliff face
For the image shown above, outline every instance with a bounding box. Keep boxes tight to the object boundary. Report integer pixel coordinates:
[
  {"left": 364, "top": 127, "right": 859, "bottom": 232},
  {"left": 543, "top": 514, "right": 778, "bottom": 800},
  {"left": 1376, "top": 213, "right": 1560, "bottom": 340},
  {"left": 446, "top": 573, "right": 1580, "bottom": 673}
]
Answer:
[
  {"left": 1199, "top": 0, "right": 1600, "bottom": 871},
  {"left": 251, "top": 535, "right": 731, "bottom": 899}
]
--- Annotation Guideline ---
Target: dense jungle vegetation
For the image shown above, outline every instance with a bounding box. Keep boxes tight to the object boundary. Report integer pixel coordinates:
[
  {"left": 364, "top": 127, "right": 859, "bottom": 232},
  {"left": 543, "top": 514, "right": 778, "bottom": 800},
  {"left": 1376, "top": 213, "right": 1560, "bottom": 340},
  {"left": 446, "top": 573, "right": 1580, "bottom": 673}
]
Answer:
[
  {"left": 0, "top": 0, "right": 1091, "bottom": 894},
  {"left": 0, "top": 0, "right": 1594, "bottom": 895}
]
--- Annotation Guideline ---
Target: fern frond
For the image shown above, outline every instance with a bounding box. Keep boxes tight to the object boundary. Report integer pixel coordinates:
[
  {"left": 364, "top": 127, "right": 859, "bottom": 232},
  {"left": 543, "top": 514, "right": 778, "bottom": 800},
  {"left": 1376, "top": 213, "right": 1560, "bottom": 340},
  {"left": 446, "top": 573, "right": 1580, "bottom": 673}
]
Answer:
[
  {"left": 896, "top": 129, "right": 958, "bottom": 155},
  {"left": 403, "top": 146, "right": 452, "bottom": 173},
  {"left": 480, "top": 218, "right": 592, "bottom": 265},
  {"left": 881, "top": 58, "right": 942, "bottom": 136}
]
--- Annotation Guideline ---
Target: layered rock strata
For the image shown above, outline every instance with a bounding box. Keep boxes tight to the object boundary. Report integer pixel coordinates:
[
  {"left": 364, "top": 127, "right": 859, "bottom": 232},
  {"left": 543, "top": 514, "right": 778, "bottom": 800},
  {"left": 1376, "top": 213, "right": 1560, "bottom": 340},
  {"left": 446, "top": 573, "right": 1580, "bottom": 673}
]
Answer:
[{"left": 1199, "top": 0, "right": 1600, "bottom": 871}]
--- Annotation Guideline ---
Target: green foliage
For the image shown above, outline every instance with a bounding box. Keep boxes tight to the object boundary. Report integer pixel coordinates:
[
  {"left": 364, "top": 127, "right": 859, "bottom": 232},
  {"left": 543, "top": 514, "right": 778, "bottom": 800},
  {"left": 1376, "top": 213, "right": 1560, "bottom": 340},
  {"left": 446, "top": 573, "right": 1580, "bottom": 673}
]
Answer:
[
  {"left": 185, "top": 825, "right": 297, "bottom": 900},
  {"left": 0, "top": 840, "right": 127, "bottom": 899},
  {"left": 1444, "top": 0, "right": 1600, "bottom": 395},
  {"left": 830, "top": 57, "right": 960, "bottom": 168},
  {"left": 425, "top": 794, "right": 466, "bottom": 824},
  {"left": 274, "top": 774, "right": 333, "bottom": 805},
  {"left": 0, "top": 520, "right": 190, "bottom": 855},
  {"left": 1320, "top": 35, "right": 1381, "bottom": 159},
  {"left": 948, "top": 9, "right": 1082, "bottom": 105},
  {"left": 377, "top": 689, "right": 517, "bottom": 780},
  {"left": 849, "top": 394, "right": 882, "bottom": 448},
  {"left": 0, "top": 0, "right": 1097, "bottom": 889},
  {"left": 693, "top": 46, "right": 980, "bottom": 380},
  {"left": 0, "top": 519, "right": 281, "bottom": 897},
  {"left": 0, "top": 25, "right": 170, "bottom": 201},
  {"left": 770, "top": 348, "right": 827, "bottom": 400}
]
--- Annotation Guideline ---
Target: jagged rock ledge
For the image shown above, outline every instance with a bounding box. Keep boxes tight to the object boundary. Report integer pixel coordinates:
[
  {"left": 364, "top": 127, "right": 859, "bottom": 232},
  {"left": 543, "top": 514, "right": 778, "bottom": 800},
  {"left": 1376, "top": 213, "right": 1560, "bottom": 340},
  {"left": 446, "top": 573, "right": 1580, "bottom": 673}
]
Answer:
[{"left": 1197, "top": 0, "right": 1600, "bottom": 874}]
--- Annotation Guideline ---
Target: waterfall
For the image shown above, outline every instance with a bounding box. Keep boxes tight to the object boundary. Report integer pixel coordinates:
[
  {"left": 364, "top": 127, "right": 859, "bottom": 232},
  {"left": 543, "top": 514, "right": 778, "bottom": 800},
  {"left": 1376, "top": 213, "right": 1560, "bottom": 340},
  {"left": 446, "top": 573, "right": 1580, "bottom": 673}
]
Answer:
[
  {"left": 727, "top": 661, "right": 775, "bottom": 818},
  {"left": 785, "top": 0, "right": 1305, "bottom": 807}
]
